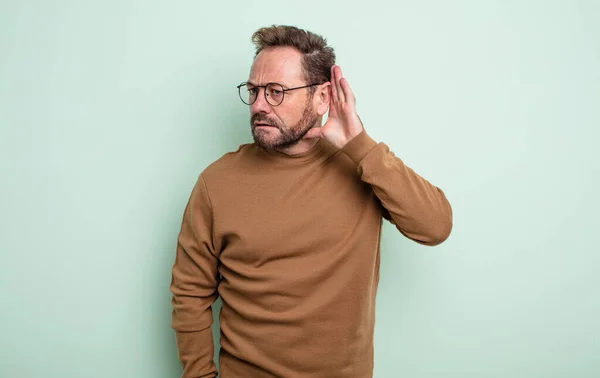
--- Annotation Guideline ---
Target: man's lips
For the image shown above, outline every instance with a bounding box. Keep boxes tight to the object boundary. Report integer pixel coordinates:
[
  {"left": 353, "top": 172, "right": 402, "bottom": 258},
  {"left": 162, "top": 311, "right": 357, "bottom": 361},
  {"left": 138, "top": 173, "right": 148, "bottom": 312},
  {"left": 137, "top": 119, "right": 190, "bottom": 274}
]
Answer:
[{"left": 254, "top": 123, "right": 276, "bottom": 128}]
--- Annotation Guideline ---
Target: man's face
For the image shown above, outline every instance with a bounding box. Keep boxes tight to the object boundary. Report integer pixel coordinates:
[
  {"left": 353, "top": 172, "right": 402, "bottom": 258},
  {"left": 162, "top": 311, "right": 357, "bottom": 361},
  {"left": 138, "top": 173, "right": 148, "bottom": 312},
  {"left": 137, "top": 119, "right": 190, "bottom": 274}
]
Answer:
[{"left": 247, "top": 47, "right": 319, "bottom": 151}]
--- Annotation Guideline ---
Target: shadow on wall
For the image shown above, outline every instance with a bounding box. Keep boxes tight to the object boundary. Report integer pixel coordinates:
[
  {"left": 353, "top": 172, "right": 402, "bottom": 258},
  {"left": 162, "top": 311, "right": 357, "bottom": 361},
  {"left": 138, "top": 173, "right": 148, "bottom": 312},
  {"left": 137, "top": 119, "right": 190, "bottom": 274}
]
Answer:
[
  {"left": 188, "top": 64, "right": 254, "bottom": 156},
  {"left": 157, "top": 70, "right": 250, "bottom": 375},
  {"left": 207, "top": 82, "right": 250, "bottom": 372}
]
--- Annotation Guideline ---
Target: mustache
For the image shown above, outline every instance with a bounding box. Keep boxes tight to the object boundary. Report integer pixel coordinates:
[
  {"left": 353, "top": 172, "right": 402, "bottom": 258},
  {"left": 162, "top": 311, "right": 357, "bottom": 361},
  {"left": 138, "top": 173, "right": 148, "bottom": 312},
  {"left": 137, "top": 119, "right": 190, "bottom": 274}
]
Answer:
[{"left": 251, "top": 113, "right": 279, "bottom": 128}]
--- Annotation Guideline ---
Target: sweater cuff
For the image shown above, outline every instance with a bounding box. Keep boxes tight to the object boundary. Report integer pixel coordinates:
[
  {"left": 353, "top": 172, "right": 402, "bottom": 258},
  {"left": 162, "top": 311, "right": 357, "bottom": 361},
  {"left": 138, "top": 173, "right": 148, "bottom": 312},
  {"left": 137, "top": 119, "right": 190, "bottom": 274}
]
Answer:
[{"left": 340, "top": 130, "right": 379, "bottom": 165}]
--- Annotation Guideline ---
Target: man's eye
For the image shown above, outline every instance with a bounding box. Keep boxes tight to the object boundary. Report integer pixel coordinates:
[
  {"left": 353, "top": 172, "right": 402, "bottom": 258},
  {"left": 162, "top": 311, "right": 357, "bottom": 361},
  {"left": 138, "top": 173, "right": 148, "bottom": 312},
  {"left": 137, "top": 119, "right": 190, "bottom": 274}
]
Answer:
[
  {"left": 271, "top": 89, "right": 282, "bottom": 96},
  {"left": 248, "top": 88, "right": 259, "bottom": 94}
]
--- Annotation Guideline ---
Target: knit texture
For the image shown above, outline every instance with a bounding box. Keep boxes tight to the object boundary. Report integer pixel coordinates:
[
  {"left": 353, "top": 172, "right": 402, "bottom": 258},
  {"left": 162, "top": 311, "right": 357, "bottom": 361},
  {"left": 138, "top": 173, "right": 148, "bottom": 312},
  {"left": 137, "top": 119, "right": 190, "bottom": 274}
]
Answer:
[{"left": 170, "top": 130, "right": 453, "bottom": 377}]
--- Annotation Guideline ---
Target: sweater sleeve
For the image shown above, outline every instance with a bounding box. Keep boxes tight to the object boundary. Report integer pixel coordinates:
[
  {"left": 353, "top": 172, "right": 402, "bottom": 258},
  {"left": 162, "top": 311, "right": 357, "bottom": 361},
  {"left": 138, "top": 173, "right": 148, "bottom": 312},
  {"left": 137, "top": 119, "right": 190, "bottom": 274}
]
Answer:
[
  {"left": 340, "top": 130, "right": 453, "bottom": 246},
  {"left": 170, "top": 173, "right": 220, "bottom": 377}
]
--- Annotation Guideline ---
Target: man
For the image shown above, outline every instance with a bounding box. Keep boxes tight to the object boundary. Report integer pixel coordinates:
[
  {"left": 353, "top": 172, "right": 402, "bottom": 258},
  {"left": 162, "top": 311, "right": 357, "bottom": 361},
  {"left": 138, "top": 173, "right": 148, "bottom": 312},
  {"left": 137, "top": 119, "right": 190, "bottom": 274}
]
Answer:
[{"left": 170, "top": 25, "right": 452, "bottom": 378}]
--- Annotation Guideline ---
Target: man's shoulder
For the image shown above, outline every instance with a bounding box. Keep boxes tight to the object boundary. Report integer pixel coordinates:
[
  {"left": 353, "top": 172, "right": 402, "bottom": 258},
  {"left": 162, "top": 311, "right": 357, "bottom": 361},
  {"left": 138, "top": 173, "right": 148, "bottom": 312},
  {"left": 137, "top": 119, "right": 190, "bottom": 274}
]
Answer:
[{"left": 201, "top": 142, "right": 256, "bottom": 181}]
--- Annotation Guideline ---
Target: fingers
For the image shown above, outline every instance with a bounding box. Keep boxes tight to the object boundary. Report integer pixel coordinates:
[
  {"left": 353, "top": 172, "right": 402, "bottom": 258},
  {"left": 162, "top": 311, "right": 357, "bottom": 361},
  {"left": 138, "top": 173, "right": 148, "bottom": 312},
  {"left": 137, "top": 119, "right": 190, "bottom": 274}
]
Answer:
[
  {"left": 330, "top": 65, "right": 339, "bottom": 103},
  {"left": 335, "top": 66, "right": 345, "bottom": 103},
  {"left": 339, "top": 77, "right": 354, "bottom": 106},
  {"left": 330, "top": 65, "right": 353, "bottom": 104}
]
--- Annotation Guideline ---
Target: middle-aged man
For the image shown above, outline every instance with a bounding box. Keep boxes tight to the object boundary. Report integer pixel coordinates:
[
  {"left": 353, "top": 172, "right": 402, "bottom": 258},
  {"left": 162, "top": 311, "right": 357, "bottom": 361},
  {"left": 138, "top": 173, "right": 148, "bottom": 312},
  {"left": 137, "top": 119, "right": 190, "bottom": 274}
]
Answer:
[{"left": 170, "top": 25, "right": 453, "bottom": 377}]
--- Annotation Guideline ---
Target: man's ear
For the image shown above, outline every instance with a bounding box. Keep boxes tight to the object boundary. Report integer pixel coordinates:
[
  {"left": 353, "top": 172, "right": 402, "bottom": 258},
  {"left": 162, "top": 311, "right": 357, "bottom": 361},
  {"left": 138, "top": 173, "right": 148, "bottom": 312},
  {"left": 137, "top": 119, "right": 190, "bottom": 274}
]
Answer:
[{"left": 316, "top": 82, "right": 331, "bottom": 116}]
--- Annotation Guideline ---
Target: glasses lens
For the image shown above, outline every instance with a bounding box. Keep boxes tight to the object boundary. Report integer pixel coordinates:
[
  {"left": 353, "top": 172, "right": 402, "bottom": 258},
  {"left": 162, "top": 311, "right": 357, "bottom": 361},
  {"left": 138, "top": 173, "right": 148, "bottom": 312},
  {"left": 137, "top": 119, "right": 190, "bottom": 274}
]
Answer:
[
  {"left": 239, "top": 83, "right": 257, "bottom": 105},
  {"left": 266, "top": 83, "right": 284, "bottom": 106}
]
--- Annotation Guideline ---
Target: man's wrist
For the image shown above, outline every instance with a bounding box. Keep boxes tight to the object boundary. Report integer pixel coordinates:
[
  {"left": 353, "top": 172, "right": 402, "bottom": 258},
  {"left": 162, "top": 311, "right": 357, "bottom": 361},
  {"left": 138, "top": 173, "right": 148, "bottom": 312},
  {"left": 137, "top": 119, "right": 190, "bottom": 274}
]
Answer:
[{"left": 340, "top": 130, "right": 378, "bottom": 165}]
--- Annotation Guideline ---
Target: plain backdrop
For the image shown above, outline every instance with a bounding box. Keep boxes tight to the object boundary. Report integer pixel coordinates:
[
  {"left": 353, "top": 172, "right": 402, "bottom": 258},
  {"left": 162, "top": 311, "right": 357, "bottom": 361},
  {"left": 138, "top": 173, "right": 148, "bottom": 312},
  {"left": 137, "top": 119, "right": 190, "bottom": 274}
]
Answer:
[{"left": 1, "top": 1, "right": 598, "bottom": 377}]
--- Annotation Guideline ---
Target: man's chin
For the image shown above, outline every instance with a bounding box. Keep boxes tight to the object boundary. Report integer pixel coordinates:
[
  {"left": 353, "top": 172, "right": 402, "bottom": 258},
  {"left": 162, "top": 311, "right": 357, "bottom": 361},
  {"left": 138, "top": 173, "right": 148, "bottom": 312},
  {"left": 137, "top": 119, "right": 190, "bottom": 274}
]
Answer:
[
  {"left": 252, "top": 134, "right": 279, "bottom": 151},
  {"left": 253, "top": 134, "right": 303, "bottom": 151}
]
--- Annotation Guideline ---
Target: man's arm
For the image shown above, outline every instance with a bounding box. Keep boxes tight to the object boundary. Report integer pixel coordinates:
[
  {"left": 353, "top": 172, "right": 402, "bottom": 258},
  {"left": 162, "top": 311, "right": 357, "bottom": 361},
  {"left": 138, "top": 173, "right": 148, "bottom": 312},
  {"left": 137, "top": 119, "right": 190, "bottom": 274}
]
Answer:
[
  {"left": 303, "top": 65, "right": 452, "bottom": 245},
  {"left": 170, "top": 173, "right": 220, "bottom": 377},
  {"left": 341, "top": 130, "right": 453, "bottom": 246}
]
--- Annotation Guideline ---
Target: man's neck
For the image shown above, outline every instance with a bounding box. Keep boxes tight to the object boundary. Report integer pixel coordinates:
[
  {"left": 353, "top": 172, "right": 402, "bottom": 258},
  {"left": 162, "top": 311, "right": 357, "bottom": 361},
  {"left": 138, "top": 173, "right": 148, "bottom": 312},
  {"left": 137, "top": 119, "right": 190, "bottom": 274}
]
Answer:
[{"left": 275, "top": 137, "right": 320, "bottom": 156}]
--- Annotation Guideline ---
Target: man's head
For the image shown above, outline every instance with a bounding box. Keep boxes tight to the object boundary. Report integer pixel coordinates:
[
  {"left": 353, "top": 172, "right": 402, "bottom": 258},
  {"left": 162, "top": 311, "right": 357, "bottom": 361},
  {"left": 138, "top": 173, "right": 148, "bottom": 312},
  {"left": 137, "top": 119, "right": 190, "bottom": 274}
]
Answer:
[{"left": 242, "top": 25, "right": 335, "bottom": 151}]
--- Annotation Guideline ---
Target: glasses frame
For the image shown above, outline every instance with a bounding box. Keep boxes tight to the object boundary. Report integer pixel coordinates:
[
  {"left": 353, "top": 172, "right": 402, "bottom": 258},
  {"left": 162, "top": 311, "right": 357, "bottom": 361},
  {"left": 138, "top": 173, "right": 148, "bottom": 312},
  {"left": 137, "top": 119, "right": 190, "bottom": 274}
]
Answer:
[{"left": 236, "top": 82, "right": 322, "bottom": 106}]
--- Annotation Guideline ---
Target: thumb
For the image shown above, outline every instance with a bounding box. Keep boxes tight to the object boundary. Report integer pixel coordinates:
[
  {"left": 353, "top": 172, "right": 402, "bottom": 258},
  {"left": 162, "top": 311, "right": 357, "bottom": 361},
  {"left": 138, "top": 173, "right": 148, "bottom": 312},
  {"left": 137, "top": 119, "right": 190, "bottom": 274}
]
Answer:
[{"left": 304, "top": 127, "right": 323, "bottom": 140}]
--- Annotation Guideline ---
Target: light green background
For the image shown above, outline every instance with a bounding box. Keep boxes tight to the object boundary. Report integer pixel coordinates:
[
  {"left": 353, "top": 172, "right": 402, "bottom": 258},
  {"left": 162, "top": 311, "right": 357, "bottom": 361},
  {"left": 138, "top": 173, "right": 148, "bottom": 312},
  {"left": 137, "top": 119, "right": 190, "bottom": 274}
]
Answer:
[{"left": 1, "top": 1, "right": 599, "bottom": 377}]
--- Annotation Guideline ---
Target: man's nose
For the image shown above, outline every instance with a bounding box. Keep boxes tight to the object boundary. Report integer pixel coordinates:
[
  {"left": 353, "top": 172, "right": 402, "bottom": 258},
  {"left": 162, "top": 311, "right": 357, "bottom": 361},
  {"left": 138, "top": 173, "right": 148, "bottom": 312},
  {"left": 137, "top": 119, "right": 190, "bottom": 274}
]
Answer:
[{"left": 250, "top": 88, "right": 272, "bottom": 114}]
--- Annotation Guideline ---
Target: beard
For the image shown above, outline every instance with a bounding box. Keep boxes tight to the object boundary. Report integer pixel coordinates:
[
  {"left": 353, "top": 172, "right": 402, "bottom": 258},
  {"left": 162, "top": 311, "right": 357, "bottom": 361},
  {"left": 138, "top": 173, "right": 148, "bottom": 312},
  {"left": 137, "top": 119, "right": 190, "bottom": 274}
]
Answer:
[{"left": 250, "top": 102, "right": 318, "bottom": 151}]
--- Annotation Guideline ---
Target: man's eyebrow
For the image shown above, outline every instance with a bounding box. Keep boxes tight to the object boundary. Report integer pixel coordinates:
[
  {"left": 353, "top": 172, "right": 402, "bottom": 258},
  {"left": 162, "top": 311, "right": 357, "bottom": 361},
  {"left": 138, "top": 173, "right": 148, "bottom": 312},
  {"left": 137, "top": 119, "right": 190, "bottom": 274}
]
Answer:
[{"left": 246, "top": 80, "right": 292, "bottom": 88}]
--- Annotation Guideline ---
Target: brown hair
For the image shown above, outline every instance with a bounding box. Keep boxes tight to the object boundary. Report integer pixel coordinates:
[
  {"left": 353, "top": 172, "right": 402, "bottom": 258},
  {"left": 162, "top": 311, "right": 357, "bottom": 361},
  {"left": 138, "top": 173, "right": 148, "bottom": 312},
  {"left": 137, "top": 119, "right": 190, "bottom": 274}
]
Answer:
[{"left": 251, "top": 25, "right": 335, "bottom": 93}]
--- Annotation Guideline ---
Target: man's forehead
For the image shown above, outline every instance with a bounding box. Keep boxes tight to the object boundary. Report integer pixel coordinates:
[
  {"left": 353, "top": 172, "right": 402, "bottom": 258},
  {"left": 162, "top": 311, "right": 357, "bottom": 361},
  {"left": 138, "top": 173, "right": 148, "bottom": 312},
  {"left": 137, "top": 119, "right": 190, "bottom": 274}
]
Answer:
[{"left": 248, "top": 47, "right": 304, "bottom": 85}]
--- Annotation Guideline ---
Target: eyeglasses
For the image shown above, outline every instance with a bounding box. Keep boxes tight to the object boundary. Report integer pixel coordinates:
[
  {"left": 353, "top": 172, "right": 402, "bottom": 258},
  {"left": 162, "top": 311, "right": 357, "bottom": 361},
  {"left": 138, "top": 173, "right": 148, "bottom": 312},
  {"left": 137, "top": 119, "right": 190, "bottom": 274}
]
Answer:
[{"left": 236, "top": 82, "right": 322, "bottom": 106}]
